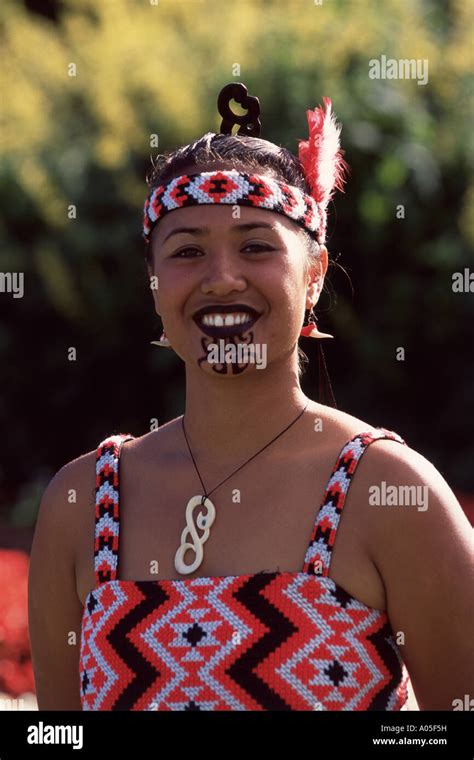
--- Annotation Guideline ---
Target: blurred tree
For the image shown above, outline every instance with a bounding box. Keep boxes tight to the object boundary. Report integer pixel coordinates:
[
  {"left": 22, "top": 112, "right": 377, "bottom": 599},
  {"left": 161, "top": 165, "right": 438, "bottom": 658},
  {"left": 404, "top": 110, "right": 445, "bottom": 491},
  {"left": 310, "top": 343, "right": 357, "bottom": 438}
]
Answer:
[{"left": 0, "top": 0, "right": 473, "bottom": 526}]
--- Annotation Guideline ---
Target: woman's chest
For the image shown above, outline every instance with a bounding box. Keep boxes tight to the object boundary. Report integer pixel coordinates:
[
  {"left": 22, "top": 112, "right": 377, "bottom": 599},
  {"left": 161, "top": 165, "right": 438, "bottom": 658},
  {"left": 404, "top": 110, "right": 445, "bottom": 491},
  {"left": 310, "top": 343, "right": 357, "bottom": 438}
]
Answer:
[{"left": 75, "top": 442, "right": 386, "bottom": 610}]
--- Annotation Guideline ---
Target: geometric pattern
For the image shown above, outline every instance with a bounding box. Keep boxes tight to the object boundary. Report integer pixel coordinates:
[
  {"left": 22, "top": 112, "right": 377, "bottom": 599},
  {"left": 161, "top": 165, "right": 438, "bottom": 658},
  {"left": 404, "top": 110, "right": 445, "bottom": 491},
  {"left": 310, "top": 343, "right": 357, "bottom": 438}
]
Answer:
[
  {"left": 93, "top": 434, "right": 134, "bottom": 586},
  {"left": 79, "top": 428, "right": 412, "bottom": 711},
  {"left": 142, "top": 170, "right": 322, "bottom": 243}
]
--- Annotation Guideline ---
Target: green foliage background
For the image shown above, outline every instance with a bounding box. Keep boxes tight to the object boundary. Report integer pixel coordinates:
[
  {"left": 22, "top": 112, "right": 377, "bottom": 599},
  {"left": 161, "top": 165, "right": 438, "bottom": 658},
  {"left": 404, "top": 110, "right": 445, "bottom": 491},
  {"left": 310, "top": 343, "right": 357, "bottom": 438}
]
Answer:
[{"left": 0, "top": 0, "right": 473, "bottom": 526}]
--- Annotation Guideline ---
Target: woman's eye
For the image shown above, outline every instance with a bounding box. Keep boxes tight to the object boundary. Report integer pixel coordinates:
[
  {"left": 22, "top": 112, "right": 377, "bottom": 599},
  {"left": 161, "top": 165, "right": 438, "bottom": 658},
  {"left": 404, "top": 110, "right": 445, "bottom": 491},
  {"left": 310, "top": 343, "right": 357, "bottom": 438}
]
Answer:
[
  {"left": 171, "top": 243, "right": 273, "bottom": 258},
  {"left": 243, "top": 243, "right": 273, "bottom": 253},
  {"left": 172, "top": 247, "right": 202, "bottom": 258}
]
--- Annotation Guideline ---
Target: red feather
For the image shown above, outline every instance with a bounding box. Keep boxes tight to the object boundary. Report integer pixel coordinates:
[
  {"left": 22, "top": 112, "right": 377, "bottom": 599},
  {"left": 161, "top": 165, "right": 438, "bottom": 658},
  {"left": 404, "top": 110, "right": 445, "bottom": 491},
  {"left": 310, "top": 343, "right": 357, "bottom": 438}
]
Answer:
[{"left": 297, "top": 97, "right": 348, "bottom": 208}]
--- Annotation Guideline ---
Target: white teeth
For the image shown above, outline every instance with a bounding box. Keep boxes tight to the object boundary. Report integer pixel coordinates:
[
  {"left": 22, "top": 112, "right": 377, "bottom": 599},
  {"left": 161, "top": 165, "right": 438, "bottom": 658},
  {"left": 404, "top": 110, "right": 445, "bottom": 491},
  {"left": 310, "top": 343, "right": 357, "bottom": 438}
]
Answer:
[{"left": 201, "top": 312, "right": 254, "bottom": 327}]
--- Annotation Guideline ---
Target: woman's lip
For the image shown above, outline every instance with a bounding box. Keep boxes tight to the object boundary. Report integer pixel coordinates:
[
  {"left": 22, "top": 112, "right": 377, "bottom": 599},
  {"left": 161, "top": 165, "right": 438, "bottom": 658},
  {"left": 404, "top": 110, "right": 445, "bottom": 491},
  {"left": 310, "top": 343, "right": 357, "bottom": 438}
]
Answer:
[{"left": 193, "top": 313, "right": 260, "bottom": 338}]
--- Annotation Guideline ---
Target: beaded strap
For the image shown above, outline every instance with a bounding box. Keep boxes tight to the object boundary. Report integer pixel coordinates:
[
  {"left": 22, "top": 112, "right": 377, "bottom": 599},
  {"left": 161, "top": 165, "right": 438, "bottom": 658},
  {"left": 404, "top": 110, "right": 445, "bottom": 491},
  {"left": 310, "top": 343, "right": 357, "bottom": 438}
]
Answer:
[
  {"left": 94, "top": 433, "right": 135, "bottom": 586},
  {"left": 303, "top": 428, "right": 406, "bottom": 576}
]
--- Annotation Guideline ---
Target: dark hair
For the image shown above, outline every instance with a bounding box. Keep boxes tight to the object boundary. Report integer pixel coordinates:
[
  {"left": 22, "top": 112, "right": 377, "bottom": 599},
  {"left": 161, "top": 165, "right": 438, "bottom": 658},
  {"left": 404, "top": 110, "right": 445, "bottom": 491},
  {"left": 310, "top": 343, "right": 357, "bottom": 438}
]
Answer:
[{"left": 144, "top": 132, "right": 325, "bottom": 375}]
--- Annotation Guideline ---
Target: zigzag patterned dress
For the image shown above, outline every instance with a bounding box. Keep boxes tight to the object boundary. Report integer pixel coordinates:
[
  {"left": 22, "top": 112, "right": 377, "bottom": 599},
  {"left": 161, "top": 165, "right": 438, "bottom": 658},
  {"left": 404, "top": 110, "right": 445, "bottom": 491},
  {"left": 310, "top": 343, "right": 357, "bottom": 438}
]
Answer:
[{"left": 79, "top": 428, "right": 412, "bottom": 711}]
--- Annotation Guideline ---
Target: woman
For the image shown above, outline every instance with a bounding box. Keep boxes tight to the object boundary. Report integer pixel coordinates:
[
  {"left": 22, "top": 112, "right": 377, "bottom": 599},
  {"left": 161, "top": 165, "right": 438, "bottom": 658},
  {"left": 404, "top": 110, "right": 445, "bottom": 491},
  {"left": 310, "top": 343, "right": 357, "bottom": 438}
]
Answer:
[{"left": 28, "top": 85, "right": 473, "bottom": 711}]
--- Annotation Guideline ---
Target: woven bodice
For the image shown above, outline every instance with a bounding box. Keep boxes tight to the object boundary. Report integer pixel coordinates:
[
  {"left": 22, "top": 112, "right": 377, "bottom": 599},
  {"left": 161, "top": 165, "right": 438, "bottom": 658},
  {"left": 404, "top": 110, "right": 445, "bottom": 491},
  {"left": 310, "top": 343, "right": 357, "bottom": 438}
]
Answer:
[{"left": 79, "top": 428, "right": 412, "bottom": 711}]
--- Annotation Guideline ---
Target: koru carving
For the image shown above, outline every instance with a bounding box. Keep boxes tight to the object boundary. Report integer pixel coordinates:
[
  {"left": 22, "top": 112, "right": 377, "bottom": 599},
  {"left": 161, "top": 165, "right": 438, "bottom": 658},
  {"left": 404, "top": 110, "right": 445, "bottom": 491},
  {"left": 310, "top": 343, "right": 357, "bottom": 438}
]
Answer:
[
  {"left": 217, "top": 82, "right": 261, "bottom": 137},
  {"left": 174, "top": 495, "right": 216, "bottom": 575}
]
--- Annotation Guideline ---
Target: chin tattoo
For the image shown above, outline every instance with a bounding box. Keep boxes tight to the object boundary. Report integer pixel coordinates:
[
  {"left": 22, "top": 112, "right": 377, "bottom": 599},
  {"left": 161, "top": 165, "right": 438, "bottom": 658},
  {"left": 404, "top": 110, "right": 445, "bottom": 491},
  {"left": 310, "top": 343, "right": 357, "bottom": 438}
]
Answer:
[{"left": 198, "top": 331, "right": 255, "bottom": 375}]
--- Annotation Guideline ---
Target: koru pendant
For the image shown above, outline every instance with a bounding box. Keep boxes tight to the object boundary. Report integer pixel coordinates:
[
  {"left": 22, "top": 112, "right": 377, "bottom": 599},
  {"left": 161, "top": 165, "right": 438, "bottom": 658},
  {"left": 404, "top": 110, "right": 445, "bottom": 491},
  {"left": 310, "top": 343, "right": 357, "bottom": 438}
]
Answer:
[{"left": 174, "top": 495, "right": 216, "bottom": 575}]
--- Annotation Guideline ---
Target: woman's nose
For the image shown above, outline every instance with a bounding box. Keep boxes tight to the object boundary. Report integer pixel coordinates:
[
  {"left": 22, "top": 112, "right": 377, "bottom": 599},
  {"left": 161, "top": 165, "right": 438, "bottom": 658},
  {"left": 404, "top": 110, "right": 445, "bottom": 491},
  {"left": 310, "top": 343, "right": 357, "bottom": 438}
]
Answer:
[{"left": 200, "top": 250, "right": 247, "bottom": 294}]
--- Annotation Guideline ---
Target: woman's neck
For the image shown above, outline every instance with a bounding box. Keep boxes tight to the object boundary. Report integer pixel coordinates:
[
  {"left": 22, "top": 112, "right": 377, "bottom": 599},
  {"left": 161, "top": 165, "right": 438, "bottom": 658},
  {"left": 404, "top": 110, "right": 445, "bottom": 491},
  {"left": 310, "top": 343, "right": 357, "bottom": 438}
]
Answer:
[{"left": 182, "top": 359, "right": 311, "bottom": 465}]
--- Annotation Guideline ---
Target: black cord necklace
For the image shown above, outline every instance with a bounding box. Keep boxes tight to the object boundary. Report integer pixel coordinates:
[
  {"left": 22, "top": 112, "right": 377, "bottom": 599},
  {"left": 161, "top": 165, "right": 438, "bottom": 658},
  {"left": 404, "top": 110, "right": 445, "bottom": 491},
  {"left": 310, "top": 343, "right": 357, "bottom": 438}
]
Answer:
[{"left": 174, "top": 400, "right": 309, "bottom": 575}]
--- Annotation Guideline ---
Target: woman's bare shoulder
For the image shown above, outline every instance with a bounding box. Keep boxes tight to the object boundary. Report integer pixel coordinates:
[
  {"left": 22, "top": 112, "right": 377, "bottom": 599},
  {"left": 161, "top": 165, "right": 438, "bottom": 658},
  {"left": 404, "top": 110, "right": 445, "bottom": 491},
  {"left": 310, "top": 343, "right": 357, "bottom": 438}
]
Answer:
[
  {"left": 41, "top": 447, "right": 97, "bottom": 513},
  {"left": 50, "top": 422, "right": 181, "bottom": 490},
  {"left": 305, "top": 401, "right": 381, "bottom": 442},
  {"left": 38, "top": 422, "right": 182, "bottom": 532},
  {"left": 120, "top": 417, "right": 183, "bottom": 461},
  {"left": 34, "top": 446, "right": 100, "bottom": 568}
]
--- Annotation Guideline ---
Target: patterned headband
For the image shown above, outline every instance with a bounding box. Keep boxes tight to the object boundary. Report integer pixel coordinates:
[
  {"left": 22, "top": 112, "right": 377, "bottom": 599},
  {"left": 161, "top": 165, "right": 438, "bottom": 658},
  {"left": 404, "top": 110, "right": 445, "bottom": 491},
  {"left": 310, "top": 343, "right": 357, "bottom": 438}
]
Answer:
[
  {"left": 142, "top": 169, "right": 322, "bottom": 244},
  {"left": 142, "top": 83, "right": 347, "bottom": 247}
]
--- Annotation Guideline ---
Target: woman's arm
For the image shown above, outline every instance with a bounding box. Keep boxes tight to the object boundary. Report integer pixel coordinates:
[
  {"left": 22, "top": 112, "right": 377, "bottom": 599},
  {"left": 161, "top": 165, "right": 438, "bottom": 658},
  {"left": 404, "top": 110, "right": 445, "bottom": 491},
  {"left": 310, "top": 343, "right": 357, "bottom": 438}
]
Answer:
[
  {"left": 28, "top": 455, "right": 93, "bottom": 710},
  {"left": 359, "top": 439, "right": 474, "bottom": 711}
]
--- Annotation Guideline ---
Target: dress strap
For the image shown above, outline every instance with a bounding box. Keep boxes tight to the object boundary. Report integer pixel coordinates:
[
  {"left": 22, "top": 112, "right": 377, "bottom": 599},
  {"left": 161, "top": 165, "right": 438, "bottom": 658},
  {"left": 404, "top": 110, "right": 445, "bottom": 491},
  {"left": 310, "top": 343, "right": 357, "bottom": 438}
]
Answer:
[
  {"left": 302, "top": 428, "right": 406, "bottom": 576},
  {"left": 94, "top": 433, "right": 135, "bottom": 587}
]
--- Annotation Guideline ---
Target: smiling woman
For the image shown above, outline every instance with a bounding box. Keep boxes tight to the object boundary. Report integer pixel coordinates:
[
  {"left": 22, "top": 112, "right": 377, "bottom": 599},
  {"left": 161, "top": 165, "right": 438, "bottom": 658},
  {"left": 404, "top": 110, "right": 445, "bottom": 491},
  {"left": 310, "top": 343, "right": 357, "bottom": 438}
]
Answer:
[{"left": 28, "top": 83, "right": 474, "bottom": 713}]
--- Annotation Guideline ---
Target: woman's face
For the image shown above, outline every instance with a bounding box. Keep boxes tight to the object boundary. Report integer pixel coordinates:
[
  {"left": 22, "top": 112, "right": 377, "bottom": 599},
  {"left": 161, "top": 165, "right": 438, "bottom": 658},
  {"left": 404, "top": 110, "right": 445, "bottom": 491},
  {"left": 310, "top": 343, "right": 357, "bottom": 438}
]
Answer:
[{"left": 147, "top": 163, "right": 328, "bottom": 376}]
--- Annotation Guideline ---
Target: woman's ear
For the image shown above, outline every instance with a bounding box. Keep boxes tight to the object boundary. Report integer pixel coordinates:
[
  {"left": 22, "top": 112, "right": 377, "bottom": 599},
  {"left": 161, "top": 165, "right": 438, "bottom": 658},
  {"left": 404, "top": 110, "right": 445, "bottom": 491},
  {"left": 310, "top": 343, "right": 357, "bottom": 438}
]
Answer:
[{"left": 305, "top": 244, "right": 328, "bottom": 308}]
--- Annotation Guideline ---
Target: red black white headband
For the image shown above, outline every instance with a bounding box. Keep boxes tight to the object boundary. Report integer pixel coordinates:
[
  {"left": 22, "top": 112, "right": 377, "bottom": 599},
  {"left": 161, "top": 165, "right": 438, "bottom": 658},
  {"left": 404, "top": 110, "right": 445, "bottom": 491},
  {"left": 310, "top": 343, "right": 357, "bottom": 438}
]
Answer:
[
  {"left": 142, "top": 84, "right": 347, "bottom": 246},
  {"left": 143, "top": 169, "right": 322, "bottom": 243}
]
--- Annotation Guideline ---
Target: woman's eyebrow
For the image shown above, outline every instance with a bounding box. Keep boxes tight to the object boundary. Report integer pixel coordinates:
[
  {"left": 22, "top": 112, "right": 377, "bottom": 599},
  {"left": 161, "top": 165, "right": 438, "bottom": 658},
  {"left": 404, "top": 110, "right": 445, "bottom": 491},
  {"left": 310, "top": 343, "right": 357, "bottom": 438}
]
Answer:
[{"left": 162, "top": 222, "right": 278, "bottom": 244}]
